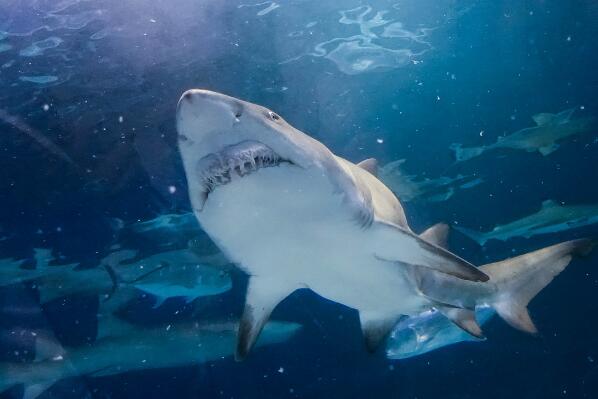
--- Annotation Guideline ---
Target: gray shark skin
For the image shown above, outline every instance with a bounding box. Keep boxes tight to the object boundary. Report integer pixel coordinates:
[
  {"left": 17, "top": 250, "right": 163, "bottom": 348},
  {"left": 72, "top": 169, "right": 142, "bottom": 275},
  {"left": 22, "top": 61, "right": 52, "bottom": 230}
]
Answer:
[
  {"left": 386, "top": 307, "right": 495, "bottom": 359},
  {"left": 0, "top": 248, "right": 232, "bottom": 307},
  {"left": 176, "top": 89, "right": 595, "bottom": 359},
  {"left": 455, "top": 199, "right": 598, "bottom": 246},
  {"left": 450, "top": 108, "right": 594, "bottom": 162},
  {"left": 0, "top": 320, "right": 301, "bottom": 399},
  {"left": 379, "top": 159, "right": 483, "bottom": 203}
]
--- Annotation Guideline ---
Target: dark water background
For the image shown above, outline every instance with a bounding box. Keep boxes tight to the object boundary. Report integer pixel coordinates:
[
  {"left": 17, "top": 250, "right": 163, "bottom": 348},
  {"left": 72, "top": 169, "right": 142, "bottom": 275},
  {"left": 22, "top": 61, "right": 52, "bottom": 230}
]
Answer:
[{"left": 1, "top": 0, "right": 598, "bottom": 398}]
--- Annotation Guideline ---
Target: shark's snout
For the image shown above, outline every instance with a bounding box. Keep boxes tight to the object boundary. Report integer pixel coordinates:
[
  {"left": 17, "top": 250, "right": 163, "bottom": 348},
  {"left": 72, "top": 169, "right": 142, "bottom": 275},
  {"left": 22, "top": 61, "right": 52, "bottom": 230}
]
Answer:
[
  {"left": 176, "top": 89, "right": 246, "bottom": 146},
  {"left": 177, "top": 89, "right": 243, "bottom": 119}
]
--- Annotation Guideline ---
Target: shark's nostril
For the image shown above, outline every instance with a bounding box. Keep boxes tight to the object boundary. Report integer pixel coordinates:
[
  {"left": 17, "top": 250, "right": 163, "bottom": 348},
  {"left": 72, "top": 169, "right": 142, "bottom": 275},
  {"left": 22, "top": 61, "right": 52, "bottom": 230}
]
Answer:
[
  {"left": 233, "top": 102, "right": 243, "bottom": 119},
  {"left": 182, "top": 91, "right": 195, "bottom": 103}
]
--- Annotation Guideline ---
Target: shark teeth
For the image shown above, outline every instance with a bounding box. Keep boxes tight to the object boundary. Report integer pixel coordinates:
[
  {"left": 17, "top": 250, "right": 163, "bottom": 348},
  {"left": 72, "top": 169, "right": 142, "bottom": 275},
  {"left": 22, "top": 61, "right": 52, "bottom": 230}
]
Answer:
[{"left": 196, "top": 140, "right": 289, "bottom": 197}]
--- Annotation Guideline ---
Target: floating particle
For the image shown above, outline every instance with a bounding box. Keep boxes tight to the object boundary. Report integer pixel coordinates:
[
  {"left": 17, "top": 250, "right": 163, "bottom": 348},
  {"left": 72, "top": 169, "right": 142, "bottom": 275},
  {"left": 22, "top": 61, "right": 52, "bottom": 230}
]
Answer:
[
  {"left": 118, "top": 116, "right": 124, "bottom": 123},
  {"left": 278, "top": 367, "right": 284, "bottom": 373},
  {"left": 168, "top": 185, "right": 176, "bottom": 194},
  {"left": 42, "top": 104, "right": 50, "bottom": 111},
  {"left": 376, "top": 138, "right": 384, "bottom": 144}
]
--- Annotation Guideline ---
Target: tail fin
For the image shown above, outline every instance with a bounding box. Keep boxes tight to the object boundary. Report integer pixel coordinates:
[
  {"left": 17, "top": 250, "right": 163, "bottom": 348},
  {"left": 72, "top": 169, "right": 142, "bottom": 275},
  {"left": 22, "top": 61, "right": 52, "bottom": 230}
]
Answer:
[
  {"left": 449, "top": 143, "right": 485, "bottom": 162},
  {"left": 453, "top": 225, "right": 489, "bottom": 246},
  {"left": 481, "top": 239, "right": 596, "bottom": 333}
]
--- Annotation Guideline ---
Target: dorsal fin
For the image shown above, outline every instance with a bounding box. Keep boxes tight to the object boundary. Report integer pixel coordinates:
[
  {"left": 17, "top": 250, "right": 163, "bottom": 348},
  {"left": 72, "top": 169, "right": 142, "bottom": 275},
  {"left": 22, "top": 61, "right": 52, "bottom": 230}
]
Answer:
[
  {"left": 372, "top": 221, "right": 489, "bottom": 282},
  {"left": 419, "top": 223, "right": 449, "bottom": 249},
  {"left": 33, "top": 248, "right": 53, "bottom": 269},
  {"left": 357, "top": 158, "right": 378, "bottom": 177},
  {"left": 532, "top": 113, "right": 555, "bottom": 126},
  {"left": 34, "top": 331, "right": 65, "bottom": 362},
  {"left": 541, "top": 199, "right": 558, "bottom": 209},
  {"left": 236, "top": 277, "right": 296, "bottom": 360},
  {"left": 555, "top": 108, "right": 575, "bottom": 124}
]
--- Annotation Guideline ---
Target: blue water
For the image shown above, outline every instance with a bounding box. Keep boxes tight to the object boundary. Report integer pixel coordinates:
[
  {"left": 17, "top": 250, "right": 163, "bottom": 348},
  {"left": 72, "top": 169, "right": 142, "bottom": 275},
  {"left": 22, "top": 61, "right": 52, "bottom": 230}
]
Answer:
[{"left": 1, "top": 1, "right": 598, "bottom": 398}]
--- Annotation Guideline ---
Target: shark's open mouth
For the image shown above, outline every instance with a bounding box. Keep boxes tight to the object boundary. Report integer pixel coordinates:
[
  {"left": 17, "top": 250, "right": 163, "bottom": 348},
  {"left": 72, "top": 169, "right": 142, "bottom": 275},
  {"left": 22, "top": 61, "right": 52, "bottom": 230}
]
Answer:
[{"left": 196, "top": 140, "right": 293, "bottom": 199}]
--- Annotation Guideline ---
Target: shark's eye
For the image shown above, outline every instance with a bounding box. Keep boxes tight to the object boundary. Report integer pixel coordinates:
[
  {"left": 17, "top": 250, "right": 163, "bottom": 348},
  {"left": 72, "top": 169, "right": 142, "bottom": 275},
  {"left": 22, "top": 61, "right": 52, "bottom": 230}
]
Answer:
[{"left": 268, "top": 111, "right": 280, "bottom": 121}]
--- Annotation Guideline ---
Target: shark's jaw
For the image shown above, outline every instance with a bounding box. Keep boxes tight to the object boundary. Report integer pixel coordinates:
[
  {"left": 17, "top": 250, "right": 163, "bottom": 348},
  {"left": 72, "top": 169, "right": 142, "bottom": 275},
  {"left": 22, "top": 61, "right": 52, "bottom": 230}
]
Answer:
[{"left": 195, "top": 140, "right": 294, "bottom": 210}]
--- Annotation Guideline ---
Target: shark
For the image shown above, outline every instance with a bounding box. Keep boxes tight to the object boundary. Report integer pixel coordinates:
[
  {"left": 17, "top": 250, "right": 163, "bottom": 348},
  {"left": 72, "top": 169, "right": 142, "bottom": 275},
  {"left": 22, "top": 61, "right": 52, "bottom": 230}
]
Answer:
[
  {"left": 0, "top": 319, "right": 301, "bottom": 399},
  {"left": 129, "top": 212, "right": 199, "bottom": 234},
  {"left": 0, "top": 248, "right": 232, "bottom": 307},
  {"left": 379, "top": 159, "right": 482, "bottom": 203},
  {"left": 118, "top": 248, "right": 232, "bottom": 308},
  {"left": 0, "top": 248, "right": 78, "bottom": 286},
  {"left": 115, "top": 211, "right": 221, "bottom": 258},
  {"left": 455, "top": 199, "right": 598, "bottom": 246},
  {"left": 386, "top": 307, "right": 494, "bottom": 360},
  {"left": 176, "top": 89, "right": 596, "bottom": 359},
  {"left": 450, "top": 108, "right": 594, "bottom": 162}
]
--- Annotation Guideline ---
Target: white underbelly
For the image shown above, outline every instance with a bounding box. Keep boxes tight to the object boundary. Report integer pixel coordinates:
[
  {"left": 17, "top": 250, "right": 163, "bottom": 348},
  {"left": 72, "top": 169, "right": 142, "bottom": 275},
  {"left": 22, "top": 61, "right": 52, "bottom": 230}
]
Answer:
[{"left": 196, "top": 165, "right": 426, "bottom": 315}]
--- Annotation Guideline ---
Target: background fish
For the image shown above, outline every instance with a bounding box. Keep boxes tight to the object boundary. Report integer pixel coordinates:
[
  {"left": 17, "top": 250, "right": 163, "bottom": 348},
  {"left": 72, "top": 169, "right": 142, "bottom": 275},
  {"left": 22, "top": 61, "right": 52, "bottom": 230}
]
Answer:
[
  {"left": 0, "top": 248, "right": 232, "bottom": 307},
  {"left": 380, "top": 159, "right": 483, "bottom": 203},
  {"left": 451, "top": 108, "right": 594, "bottom": 162},
  {"left": 0, "top": 319, "right": 301, "bottom": 399},
  {"left": 386, "top": 307, "right": 495, "bottom": 359},
  {"left": 455, "top": 199, "right": 598, "bottom": 245}
]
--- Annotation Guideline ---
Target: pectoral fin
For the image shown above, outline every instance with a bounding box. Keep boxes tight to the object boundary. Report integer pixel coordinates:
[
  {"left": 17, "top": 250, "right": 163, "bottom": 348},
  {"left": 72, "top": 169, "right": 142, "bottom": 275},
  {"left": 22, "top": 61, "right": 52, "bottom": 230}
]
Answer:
[
  {"left": 236, "top": 277, "right": 295, "bottom": 361},
  {"left": 419, "top": 223, "right": 449, "bottom": 249},
  {"left": 23, "top": 382, "right": 55, "bottom": 399},
  {"left": 359, "top": 311, "right": 400, "bottom": 352},
  {"left": 372, "top": 221, "right": 488, "bottom": 282},
  {"left": 538, "top": 143, "right": 559, "bottom": 156},
  {"left": 152, "top": 296, "right": 167, "bottom": 309}
]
